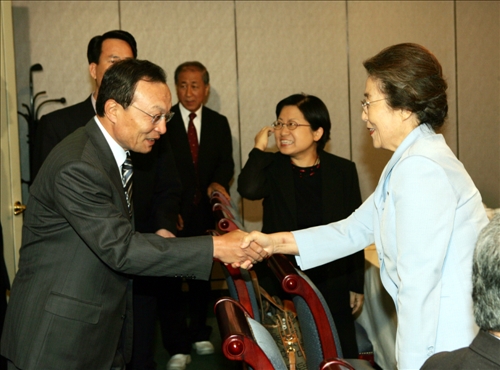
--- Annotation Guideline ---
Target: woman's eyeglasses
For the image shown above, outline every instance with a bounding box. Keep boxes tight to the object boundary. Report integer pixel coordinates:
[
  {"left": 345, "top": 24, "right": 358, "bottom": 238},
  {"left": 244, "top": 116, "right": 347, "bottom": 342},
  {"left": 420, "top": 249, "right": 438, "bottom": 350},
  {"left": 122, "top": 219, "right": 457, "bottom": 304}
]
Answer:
[
  {"left": 272, "top": 120, "right": 310, "bottom": 130},
  {"left": 361, "top": 98, "right": 386, "bottom": 114}
]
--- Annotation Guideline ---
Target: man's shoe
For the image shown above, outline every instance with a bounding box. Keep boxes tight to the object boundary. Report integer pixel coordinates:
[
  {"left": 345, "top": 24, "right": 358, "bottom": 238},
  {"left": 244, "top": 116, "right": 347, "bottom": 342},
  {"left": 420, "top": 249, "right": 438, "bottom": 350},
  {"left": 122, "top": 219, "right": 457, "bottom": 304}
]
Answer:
[
  {"left": 193, "top": 341, "right": 215, "bottom": 355},
  {"left": 166, "top": 354, "right": 191, "bottom": 370}
]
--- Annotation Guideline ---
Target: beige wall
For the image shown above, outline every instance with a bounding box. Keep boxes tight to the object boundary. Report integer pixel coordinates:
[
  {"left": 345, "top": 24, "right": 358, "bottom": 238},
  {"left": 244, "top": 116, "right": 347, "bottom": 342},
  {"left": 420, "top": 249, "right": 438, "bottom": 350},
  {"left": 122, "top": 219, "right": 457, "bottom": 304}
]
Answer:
[{"left": 12, "top": 0, "right": 500, "bottom": 231}]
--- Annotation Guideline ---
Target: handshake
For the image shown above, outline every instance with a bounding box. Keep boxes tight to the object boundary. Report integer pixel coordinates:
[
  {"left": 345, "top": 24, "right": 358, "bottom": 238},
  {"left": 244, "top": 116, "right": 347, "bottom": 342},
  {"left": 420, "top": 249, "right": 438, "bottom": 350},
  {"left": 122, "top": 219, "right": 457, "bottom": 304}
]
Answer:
[{"left": 212, "top": 229, "right": 298, "bottom": 269}]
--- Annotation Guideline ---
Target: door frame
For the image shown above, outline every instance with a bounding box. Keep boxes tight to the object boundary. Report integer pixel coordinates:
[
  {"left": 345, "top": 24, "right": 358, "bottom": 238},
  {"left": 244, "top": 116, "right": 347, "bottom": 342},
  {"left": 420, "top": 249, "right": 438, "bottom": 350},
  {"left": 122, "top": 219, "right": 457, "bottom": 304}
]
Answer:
[{"left": 1, "top": 0, "right": 24, "bottom": 287}]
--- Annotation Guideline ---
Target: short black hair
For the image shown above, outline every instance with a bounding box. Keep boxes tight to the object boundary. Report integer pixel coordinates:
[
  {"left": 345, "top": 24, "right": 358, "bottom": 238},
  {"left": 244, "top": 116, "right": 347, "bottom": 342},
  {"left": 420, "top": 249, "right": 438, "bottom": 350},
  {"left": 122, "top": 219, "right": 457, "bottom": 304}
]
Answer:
[
  {"left": 174, "top": 61, "right": 209, "bottom": 85},
  {"left": 275, "top": 93, "right": 331, "bottom": 152},
  {"left": 96, "top": 59, "right": 166, "bottom": 117},
  {"left": 87, "top": 30, "right": 137, "bottom": 65}
]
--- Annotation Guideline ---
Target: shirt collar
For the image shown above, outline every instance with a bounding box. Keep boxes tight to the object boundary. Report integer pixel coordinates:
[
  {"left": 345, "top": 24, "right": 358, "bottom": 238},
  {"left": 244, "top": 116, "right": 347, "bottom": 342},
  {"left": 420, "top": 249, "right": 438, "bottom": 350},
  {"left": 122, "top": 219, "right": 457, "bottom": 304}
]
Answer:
[
  {"left": 94, "top": 116, "right": 128, "bottom": 174},
  {"left": 179, "top": 103, "right": 202, "bottom": 123}
]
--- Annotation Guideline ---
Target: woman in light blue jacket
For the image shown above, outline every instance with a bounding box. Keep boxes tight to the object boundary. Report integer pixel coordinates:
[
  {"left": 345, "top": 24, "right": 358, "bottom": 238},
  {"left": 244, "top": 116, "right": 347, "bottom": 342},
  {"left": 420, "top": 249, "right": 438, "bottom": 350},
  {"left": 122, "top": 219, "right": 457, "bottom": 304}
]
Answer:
[{"left": 243, "top": 43, "right": 489, "bottom": 370}]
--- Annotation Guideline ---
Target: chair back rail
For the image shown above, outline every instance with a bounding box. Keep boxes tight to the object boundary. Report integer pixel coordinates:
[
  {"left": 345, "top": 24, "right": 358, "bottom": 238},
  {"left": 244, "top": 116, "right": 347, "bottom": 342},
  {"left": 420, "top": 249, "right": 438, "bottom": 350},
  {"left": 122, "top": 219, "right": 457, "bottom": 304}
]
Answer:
[{"left": 215, "top": 297, "right": 286, "bottom": 370}]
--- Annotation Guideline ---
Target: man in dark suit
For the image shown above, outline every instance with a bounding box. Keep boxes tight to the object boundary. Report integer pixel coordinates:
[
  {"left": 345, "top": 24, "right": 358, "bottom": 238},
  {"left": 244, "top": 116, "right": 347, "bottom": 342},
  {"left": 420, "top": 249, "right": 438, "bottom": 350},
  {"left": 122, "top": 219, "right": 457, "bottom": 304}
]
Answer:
[
  {"left": 160, "top": 61, "right": 234, "bottom": 369},
  {"left": 33, "top": 31, "right": 182, "bottom": 369},
  {"left": 421, "top": 214, "right": 500, "bottom": 370},
  {"left": 0, "top": 59, "right": 264, "bottom": 370}
]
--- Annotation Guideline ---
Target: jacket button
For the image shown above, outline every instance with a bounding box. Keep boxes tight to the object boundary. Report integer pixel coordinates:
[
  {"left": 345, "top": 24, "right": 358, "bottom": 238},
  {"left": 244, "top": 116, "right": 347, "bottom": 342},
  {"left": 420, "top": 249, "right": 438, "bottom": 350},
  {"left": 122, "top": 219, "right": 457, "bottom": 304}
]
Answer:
[{"left": 121, "top": 314, "right": 126, "bottom": 319}]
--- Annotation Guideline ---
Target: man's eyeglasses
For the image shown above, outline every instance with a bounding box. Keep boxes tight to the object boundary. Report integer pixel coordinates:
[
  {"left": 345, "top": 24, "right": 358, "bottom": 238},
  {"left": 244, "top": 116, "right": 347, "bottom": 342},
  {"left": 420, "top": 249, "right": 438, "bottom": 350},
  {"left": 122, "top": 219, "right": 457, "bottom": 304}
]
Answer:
[
  {"left": 131, "top": 105, "right": 175, "bottom": 125},
  {"left": 272, "top": 120, "right": 311, "bottom": 130},
  {"left": 361, "top": 98, "right": 386, "bottom": 114}
]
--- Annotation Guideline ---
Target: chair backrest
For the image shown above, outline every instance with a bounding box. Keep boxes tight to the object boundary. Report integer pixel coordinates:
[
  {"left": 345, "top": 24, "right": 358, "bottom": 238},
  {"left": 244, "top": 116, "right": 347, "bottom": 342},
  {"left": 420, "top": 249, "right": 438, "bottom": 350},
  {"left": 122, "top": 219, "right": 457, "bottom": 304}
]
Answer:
[
  {"left": 215, "top": 297, "right": 287, "bottom": 370},
  {"left": 217, "top": 217, "right": 244, "bottom": 233},
  {"left": 219, "top": 263, "right": 260, "bottom": 322},
  {"left": 268, "top": 254, "right": 346, "bottom": 369}
]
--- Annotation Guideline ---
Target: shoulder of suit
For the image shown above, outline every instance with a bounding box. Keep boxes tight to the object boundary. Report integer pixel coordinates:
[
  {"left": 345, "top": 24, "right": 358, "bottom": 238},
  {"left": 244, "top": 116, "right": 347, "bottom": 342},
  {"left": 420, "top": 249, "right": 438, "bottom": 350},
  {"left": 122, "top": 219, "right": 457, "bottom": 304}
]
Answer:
[
  {"left": 39, "top": 96, "right": 93, "bottom": 123},
  {"left": 202, "top": 105, "right": 228, "bottom": 120},
  {"left": 320, "top": 151, "right": 356, "bottom": 168}
]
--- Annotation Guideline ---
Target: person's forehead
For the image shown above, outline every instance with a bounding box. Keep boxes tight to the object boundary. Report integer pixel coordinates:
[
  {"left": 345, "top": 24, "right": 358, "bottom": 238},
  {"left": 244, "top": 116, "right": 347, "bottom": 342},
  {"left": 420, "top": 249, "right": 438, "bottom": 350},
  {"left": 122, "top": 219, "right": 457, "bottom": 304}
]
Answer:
[
  {"left": 134, "top": 80, "right": 171, "bottom": 104},
  {"left": 100, "top": 38, "right": 133, "bottom": 57},
  {"left": 177, "top": 68, "right": 204, "bottom": 82}
]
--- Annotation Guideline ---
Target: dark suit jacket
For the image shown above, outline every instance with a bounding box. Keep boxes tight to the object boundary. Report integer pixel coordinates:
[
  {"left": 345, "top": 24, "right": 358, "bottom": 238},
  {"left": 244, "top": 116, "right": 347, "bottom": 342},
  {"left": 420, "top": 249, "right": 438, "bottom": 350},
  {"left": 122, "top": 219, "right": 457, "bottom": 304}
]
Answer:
[
  {"left": 0, "top": 120, "right": 212, "bottom": 370},
  {"left": 238, "top": 148, "right": 364, "bottom": 313},
  {"left": 165, "top": 104, "right": 234, "bottom": 236},
  {"left": 34, "top": 96, "right": 181, "bottom": 234},
  {"left": 420, "top": 330, "right": 500, "bottom": 369}
]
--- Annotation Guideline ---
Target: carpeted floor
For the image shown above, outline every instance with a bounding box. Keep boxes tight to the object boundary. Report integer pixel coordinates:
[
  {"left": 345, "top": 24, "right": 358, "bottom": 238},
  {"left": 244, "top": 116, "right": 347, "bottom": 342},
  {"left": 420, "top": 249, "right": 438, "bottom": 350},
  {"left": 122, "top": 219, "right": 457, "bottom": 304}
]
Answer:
[{"left": 153, "top": 290, "right": 241, "bottom": 370}]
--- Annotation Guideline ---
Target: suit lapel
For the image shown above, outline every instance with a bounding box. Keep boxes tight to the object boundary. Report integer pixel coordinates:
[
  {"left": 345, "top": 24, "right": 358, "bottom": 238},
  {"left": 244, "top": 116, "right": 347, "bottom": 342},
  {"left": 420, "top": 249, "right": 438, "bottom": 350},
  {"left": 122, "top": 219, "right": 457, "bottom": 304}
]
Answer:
[{"left": 85, "top": 119, "right": 129, "bottom": 219}]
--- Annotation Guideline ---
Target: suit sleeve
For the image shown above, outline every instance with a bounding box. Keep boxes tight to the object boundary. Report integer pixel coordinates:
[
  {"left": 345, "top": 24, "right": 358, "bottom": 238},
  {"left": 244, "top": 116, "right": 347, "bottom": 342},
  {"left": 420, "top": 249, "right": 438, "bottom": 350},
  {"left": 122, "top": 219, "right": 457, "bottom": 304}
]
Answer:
[
  {"left": 390, "top": 156, "right": 457, "bottom": 369},
  {"left": 210, "top": 116, "right": 234, "bottom": 191},
  {"left": 237, "top": 148, "right": 275, "bottom": 200},
  {"left": 53, "top": 160, "right": 213, "bottom": 279},
  {"left": 346, "top": 163, "right": 365, "bottom": 294}
]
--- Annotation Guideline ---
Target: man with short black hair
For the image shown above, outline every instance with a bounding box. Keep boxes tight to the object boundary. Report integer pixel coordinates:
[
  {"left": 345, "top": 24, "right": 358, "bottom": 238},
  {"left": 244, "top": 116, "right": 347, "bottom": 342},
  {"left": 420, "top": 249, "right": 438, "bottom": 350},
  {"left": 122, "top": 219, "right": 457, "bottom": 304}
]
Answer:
[{"left": 0, "top": 59, "right": 264, "bottom": 370}]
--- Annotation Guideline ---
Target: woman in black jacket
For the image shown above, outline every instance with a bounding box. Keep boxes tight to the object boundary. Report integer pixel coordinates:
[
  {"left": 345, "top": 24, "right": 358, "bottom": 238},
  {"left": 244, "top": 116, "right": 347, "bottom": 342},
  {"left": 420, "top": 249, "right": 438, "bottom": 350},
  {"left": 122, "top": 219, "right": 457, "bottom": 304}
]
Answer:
[{"left": 238, "top": 93, "right": 364, "bottom": 358}]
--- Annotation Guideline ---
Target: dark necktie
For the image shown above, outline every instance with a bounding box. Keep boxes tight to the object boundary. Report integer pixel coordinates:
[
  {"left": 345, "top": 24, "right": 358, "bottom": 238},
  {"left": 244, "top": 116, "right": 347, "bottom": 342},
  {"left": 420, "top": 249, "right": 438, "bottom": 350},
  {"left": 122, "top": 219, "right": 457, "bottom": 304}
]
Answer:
[
  {"left": 122, "top": 152, "right": 133, "bottom": 218},
  {"left": 187, "top": 112, "right": 199, "bottom": 167},
  {"left": 187, "top": 112, "right": 202, "bottom": 204}
]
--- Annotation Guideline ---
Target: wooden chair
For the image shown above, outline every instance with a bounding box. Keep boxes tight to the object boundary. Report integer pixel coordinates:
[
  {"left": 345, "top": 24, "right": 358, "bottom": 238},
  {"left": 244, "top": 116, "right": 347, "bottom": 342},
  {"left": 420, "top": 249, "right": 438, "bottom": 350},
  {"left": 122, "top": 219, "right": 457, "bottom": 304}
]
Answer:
[
  {"left": 215, "top": 297, "right": 287, "bottom": 370},
  {"left": 219, "top": 263, "right": 260, "bottom": 322},
  {"left": 268, "top": 254, "right": 374, "bottom": 370}
]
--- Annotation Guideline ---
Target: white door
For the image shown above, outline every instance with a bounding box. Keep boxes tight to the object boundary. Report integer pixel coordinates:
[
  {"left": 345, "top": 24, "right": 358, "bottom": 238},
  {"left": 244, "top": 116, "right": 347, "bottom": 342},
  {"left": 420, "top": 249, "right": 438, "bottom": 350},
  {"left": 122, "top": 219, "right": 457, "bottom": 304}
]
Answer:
[{"left": 1, "top": 0, "right": 24, "bottom": 287}]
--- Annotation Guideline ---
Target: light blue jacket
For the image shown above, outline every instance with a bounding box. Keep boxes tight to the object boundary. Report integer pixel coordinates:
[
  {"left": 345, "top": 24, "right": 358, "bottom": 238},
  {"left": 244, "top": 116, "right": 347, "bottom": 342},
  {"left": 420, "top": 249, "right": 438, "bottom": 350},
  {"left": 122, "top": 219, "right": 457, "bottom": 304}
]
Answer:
[{"left": 294, "top": 124, "right": 489, "bottom": 370}]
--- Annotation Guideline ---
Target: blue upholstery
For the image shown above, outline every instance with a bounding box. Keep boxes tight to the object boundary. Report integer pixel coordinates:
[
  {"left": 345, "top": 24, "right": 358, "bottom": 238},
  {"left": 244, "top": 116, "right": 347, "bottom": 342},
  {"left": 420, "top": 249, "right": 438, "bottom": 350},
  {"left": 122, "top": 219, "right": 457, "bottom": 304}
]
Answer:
[{"left": 247, "top": 316, "right": 287, "bottom": 370}]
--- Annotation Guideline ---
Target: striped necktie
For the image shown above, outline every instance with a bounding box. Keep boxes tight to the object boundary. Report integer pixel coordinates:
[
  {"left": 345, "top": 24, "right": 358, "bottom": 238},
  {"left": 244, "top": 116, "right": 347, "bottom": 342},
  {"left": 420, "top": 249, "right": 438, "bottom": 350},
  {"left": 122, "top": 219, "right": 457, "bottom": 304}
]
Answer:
[{"left": 122, "top": 152, "right": 133, "bottom": 218}]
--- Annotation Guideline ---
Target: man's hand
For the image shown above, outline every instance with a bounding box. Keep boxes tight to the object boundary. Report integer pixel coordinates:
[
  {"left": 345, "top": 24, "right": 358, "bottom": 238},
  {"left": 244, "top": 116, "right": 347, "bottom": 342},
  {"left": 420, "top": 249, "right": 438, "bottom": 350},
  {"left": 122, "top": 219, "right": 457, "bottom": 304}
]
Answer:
[
  {"left": 350, "top": 291, "right": 364, "bottom": 315},
  {"left": 207, "top": 182, "right": 230, "bottom": 200},
  {"left": 155, "top": 228, "right": 176, "bottom": 238},
  {"left": 213, "top": 230, "right": 268, "bottom": 269}
]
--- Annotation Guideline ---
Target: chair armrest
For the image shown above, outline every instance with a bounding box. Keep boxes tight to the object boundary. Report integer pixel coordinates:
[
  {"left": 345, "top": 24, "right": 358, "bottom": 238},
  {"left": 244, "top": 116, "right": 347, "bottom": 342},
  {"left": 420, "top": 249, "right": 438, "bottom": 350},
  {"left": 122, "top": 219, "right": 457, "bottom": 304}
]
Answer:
[
  {"left": 320, "top": 357, "right": 356, "bottom": 370},
  {"left": 215, "top": 297, "right": 278, "bottom": 370}
]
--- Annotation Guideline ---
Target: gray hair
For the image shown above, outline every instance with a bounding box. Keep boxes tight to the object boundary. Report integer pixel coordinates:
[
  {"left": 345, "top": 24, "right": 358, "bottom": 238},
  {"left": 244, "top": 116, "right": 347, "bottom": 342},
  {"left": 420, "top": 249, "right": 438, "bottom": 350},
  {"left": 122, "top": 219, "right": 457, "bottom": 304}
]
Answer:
[{"left": 472, "top": 214, "right": 500, "bottom": 331}]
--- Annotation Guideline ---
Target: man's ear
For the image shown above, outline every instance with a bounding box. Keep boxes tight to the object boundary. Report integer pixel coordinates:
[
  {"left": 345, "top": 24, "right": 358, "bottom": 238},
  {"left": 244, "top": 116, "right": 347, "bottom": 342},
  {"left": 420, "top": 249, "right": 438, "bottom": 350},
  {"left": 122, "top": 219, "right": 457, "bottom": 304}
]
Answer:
[
  {"left": 89, "top": 63, "right": 97, "bottom": 80},
  {"left": 104, "top": 99, "right": 119, "bottom": 123}
]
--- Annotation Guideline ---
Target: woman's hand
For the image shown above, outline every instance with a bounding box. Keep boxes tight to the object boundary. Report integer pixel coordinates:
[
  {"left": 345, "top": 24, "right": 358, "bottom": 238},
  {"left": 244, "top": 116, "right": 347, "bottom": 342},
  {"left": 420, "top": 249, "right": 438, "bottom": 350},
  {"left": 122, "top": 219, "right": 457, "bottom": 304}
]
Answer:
[
  {"left": 254, "top": 126, "right": 274, "bottom": 151},
  {"left": 350, "top": 291, "right": 364, "bottom": 315}
]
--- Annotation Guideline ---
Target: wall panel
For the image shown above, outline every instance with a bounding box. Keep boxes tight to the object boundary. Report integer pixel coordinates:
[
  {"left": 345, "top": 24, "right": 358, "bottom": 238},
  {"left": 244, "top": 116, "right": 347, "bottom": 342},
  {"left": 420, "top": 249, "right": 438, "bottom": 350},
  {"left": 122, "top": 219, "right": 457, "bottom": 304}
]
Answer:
[{"left": 456, "top": 1, "right": 500, "bottom": 207}]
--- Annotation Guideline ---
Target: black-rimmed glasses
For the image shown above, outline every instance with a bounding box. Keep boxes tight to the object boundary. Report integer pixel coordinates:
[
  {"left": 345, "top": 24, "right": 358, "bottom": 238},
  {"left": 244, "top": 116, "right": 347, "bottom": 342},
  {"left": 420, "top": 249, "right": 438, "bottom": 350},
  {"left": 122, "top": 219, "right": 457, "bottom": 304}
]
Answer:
[{"left": 131, "top": 105, "right": 175, "bottom": 125}]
